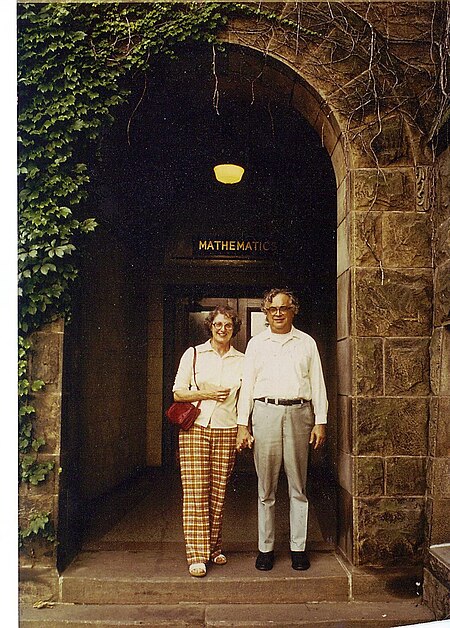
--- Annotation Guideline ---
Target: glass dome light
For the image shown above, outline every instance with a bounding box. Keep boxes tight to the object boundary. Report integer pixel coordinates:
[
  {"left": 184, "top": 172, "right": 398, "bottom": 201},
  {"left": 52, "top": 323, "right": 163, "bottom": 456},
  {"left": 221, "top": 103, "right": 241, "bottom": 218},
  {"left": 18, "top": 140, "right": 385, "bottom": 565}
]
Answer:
[{"left": 213, "top": 164, "right": 244, "bottom": 184}]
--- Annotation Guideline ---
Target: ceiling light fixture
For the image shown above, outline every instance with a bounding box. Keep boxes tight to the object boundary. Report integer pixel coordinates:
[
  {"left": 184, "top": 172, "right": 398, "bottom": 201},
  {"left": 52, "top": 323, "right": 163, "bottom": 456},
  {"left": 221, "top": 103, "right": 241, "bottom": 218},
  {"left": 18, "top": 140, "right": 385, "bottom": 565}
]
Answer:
[{"left": 213, "top": 163, "right": 244, "bottom": 184}]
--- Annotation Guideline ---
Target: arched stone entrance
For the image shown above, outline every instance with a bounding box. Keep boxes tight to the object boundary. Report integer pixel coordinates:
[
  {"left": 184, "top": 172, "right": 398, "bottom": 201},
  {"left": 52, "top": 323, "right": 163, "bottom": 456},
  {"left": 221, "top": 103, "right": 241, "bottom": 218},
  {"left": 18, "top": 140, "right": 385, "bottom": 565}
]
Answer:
[
  {"left": 22, "top": 4, "right": 447, "bottom": 610},
  {"left": 59, "top": 42, "right": 338, "bottom": 567}
]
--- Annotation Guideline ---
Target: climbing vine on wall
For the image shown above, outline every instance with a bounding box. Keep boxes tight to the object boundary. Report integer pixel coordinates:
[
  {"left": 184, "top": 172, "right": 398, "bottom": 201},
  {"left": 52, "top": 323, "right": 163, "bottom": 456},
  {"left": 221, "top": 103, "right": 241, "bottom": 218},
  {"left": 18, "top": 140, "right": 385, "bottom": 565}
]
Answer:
[
  {"left": 17, "top": 0, "right": 227, "bottom": 545},
  {"left": 18, "top": 0, "right": 317, "bottom": 545}
]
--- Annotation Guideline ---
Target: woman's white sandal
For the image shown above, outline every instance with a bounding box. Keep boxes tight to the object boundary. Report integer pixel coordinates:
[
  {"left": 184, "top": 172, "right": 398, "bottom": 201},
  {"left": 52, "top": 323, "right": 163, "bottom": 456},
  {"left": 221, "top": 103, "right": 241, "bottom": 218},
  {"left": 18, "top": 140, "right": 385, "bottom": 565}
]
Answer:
[
  {"left": 212, "top": 554, "right": 227, "bottom": 565},
  {"left": 189, "top": 563, "right": 206, "bottom": 577}
]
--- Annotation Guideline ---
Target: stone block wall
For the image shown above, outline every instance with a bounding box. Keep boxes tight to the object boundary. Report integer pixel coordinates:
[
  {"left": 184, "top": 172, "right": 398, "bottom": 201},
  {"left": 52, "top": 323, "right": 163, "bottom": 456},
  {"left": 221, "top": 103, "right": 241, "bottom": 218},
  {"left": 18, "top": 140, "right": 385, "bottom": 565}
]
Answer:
[
  {"left": 76, "top": 228, "right": 148, "bottom": 502},
  {"left": 337, "top": 161, "right": 433, "bottom": 566},
  {"left": 19, "top": 319, "right": 64, "bottom": 601},
  {"left": 423, "top": 145, "right": 450, "bottom": 620},
  {"left": 428, "top": 146, "right": 450, "bottom": 546}
]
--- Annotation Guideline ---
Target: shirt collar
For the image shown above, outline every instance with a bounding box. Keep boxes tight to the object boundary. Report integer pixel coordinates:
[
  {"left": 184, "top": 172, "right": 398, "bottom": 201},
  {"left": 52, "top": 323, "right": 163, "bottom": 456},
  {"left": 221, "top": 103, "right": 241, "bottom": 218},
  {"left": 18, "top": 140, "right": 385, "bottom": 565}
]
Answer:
[
  {"left": 197, "top": 340, "right": 213, "bottom": 353},
  {"left": 197, "top": 340, "right": 241, "bottom": 357},
  {"left": 261, "top": 326, "right": 302, "bottom": 341}
]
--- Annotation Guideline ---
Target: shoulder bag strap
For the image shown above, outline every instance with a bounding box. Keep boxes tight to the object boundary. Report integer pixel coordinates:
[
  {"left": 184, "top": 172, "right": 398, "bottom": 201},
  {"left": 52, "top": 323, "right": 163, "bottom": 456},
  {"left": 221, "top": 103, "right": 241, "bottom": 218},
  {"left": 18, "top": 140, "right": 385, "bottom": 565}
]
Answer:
[
  {"left": 192, "top": 347, "right": 201, "bottom": 408},
  {"left": 192, "top": 347, "right": 198, "bottom": 389}
]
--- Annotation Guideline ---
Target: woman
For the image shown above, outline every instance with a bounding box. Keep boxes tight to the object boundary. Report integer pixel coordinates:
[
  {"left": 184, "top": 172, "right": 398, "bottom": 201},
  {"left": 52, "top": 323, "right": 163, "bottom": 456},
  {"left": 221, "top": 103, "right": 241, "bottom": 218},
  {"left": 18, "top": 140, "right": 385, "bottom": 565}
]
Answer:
[{"left": 172, "top": 305, "right": 244, "bottom": 577}]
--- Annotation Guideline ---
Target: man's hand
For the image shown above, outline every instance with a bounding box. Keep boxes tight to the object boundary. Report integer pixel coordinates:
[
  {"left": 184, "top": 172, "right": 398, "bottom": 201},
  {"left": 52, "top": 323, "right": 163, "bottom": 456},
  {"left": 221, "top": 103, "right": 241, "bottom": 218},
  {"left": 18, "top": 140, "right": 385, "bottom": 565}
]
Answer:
[
  {"left": 236, "top": 425, "right": 254, "bottom": 452},
  {"left": 309, "top": 424, "right": 326, "bottom": 449}
]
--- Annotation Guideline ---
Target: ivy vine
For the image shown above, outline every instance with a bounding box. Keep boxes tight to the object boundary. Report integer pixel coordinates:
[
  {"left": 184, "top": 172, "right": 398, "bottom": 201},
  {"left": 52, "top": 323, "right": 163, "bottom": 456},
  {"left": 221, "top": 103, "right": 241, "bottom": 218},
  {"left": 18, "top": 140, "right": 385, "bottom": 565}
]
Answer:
[
  {"left": 19, "top": 510, "right": 56, "bottom": 551},
  {"left": 18, "top": 1, "right": 300, "bottom": 547}
]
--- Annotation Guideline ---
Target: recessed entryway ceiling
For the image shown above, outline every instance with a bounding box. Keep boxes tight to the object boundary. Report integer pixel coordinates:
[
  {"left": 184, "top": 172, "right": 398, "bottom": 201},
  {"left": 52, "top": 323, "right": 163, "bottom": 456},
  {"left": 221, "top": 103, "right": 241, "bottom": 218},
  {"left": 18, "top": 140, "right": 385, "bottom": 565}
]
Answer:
[{"left": 93, "top": 43, "right": 336, "bottom": 269}]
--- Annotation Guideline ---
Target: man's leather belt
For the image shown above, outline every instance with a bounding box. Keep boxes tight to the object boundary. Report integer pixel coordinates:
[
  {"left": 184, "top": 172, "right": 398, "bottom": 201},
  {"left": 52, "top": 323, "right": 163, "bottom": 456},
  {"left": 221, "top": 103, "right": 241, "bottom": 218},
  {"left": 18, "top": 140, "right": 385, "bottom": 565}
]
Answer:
[{"left": 255, "top": 397, "right": 309, "bottom": 406}]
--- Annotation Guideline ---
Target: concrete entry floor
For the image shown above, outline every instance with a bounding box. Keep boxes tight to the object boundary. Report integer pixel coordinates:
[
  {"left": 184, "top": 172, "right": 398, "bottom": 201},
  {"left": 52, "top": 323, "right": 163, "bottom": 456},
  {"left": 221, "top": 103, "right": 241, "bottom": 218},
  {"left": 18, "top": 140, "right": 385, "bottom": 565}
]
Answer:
[{"left": 82, "top": 461, "right": 336, "bottom": 554}]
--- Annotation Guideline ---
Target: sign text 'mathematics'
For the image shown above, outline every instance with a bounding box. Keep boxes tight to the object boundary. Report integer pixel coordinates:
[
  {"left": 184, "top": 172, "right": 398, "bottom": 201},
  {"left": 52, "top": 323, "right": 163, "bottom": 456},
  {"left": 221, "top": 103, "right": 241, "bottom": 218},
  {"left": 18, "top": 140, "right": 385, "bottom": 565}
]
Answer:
[{"left": 194, "top": 238, "right": 278, "bottom": 258}]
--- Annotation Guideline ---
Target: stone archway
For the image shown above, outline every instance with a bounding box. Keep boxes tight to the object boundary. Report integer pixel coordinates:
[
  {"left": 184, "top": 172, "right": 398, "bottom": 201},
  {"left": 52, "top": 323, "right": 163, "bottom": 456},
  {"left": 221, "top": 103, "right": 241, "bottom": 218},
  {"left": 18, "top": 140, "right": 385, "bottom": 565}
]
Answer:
[
  {"left": 22, "top": 2, "right": 446, "bottom": 605},
  {"left": 220, "top": 11, "right": 435, "bottom": 569},
  {"left": 203, "top": 5, "right": 439, "bottom": 572}
]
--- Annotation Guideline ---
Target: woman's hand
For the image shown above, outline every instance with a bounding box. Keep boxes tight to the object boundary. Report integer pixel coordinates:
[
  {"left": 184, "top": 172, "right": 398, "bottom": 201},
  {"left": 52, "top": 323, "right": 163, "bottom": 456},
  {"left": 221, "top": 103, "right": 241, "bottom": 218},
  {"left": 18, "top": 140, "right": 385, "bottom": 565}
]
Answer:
[
  {"left": 173, "top": 385, "right": 230, "bottom": 404},
  {"left": 203, "top": 384, "right": 231, "bottom": 403},
  {"left": 236, "top": 425, "right": 254, "bottom": 452}
]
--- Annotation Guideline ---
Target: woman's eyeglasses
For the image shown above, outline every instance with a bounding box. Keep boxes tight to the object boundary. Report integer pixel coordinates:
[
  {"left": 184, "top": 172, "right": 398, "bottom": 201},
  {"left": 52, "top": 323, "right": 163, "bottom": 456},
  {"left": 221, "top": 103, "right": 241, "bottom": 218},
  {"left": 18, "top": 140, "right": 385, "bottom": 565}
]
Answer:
[
  {"left": 266, "top": 306, "right": 294, "bottom": 315},
  {"left": 212, "top": 322, "right": 233, "bottom": 331}
]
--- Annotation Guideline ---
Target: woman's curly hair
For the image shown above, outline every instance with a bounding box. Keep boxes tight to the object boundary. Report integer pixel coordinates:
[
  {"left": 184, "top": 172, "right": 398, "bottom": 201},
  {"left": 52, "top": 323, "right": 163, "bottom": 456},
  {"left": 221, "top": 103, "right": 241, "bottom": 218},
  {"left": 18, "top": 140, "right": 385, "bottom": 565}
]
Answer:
[{"left": 204, "top": 305, "right": 242, "bottom": 338}]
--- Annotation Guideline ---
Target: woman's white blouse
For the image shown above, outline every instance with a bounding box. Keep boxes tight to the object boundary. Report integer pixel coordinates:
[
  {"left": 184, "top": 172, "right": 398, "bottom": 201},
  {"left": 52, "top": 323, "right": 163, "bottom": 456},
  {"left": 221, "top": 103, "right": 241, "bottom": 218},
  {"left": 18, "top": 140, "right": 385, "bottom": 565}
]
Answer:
[{"left": 173, "top": 340, "right": 244, "bottom": 429}]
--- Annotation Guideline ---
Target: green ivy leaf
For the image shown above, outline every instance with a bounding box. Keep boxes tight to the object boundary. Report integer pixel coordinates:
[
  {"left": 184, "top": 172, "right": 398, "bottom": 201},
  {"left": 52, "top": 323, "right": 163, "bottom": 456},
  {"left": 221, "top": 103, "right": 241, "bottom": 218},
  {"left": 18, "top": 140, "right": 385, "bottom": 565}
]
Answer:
[{"left": 31, "top": 380, "right": 45, "bottom": 392}]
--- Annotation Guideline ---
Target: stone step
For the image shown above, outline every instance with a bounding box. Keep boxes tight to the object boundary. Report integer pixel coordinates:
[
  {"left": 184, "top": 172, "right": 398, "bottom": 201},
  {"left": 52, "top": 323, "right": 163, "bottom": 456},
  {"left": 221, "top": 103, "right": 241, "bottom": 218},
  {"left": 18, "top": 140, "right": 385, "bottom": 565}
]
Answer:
[
  {"left": 20, "top": 600, "right": 436, "bottom": 628},
  {"left": 59, "top": 549, "right": 425, "bottom": 607},
  {"left": 60, "top": 550, "right": 350, "bottom": 605}
]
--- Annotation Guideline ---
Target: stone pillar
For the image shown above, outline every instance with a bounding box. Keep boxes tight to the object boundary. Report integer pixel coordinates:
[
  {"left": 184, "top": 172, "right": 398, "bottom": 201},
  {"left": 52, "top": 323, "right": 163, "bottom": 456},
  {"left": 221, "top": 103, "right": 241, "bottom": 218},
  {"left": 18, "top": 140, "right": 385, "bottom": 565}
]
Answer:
[
  {"left": 338, "top": 162, "right": 433, "bottom": 566},
  {"left": 423, "top": 147, "right": 450, "bottom": 619},
  {"left": 427, "top": 149, "right": 450, "bottom": 546},
  {"left": 19, "top": 319, "right": 64, "bottom": 602}
]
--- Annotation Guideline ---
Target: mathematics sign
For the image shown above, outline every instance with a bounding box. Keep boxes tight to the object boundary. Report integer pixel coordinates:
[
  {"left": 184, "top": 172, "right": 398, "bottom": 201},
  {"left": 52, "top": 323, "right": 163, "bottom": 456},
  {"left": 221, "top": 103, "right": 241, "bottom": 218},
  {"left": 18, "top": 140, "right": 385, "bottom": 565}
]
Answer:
[{"left": 193, "top": 237, "right": 278, "bottom": 259}]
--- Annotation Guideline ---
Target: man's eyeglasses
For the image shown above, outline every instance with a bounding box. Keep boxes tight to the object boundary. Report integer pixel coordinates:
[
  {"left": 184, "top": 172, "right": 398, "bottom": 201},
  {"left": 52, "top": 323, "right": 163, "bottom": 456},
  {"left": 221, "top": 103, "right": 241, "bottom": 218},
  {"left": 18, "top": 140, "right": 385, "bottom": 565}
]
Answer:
[
  {"left": 266, "top": 306, "right": 294, "bottom": 315},
  {"left": 212, "top": 322, "right": 233, "bottom": 331}
]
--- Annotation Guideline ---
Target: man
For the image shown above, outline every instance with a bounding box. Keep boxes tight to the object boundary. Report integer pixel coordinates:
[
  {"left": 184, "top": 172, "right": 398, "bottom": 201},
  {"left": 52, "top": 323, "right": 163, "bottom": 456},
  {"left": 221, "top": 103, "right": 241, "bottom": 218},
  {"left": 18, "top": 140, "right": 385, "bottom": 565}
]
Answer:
[{"left": 236, "top": 288, "right": 327, "bottom": 571}]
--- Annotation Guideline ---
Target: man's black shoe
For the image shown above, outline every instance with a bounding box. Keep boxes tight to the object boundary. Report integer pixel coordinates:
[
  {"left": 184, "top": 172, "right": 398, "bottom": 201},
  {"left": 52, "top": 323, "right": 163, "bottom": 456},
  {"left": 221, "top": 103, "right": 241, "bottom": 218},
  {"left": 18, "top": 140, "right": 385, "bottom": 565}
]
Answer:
[
  {"left": 255, "top": 551, "right": 274, "bottom": 571},
  {"left": 291, "top": 551, "right": 310, "bottom": 571}
]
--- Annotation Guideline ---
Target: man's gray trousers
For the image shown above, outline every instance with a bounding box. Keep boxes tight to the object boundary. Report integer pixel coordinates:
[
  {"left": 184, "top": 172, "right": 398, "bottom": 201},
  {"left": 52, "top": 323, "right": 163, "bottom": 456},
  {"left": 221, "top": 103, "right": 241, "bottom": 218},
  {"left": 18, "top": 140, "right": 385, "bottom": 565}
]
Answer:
[{"left": 251, "top": 399, "right": 314, "bottom": 553}]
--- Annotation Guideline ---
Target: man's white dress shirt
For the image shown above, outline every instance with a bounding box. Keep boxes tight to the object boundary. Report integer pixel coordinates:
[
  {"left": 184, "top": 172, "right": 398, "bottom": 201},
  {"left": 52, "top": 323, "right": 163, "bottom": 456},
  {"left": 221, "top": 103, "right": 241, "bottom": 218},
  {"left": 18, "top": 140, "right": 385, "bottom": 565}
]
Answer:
[
  {"left": 173, "top": 340, "right": 244, "bottom": 429},
  {"left": 237, "top": 326, "right": 328, "bottom": 425}
]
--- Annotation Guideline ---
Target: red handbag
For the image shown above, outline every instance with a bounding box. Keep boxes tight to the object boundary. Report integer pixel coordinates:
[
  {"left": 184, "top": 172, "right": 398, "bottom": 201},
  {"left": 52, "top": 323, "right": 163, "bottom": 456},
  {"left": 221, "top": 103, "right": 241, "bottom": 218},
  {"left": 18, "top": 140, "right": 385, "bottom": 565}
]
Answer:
[{"left": 166, "top": 348, "right": 201, "bottom": 430}]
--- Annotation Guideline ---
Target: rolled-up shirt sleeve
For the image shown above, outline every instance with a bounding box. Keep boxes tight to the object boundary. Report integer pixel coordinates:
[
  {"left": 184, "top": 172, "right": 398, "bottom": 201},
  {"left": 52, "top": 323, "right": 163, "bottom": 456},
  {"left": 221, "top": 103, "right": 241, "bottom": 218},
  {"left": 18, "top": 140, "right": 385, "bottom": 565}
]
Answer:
[
  {"left": 172, "top": 347, "right": 195, "bottom": 392},
  {"left": 309, "top": 340, "right": 328, "bottom": 424}
]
